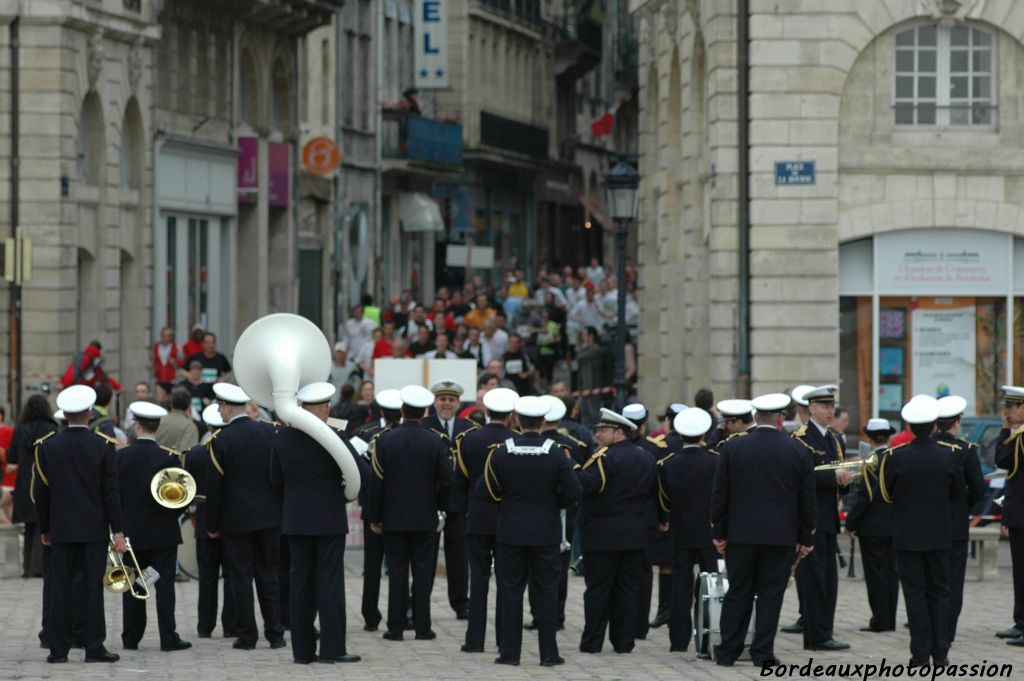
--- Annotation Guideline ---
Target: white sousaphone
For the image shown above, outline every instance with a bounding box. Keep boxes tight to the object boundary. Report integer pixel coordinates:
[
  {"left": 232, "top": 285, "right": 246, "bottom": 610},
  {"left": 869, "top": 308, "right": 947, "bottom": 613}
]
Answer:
[{"left": 233, "top": 313, "right": 361, "bottom": 501}]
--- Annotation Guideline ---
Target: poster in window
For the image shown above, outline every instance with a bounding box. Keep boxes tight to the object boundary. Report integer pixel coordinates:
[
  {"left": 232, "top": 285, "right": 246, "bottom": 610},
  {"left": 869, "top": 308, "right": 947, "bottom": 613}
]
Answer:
[
  {"left": 911, "top": 299, "right": 976, "bottom": 413},
  {"left": 878, "top": 383, "right": 904, "bottom": 413},
  {"left": 879, "top": 309, "right": 906, "bottom": 339},
  {"left": 880, "top": 347, "right": 905, "bottom": 376}
]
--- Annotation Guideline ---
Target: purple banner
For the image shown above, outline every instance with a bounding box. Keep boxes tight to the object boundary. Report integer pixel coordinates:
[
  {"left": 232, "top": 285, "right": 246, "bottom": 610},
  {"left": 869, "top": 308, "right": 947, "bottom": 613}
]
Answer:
[
  {"left": 237, "top": 136, "right": 257, "bottom": 205},
  {"left": 269, "top": 142, "right": 290, "bottom": 208}
]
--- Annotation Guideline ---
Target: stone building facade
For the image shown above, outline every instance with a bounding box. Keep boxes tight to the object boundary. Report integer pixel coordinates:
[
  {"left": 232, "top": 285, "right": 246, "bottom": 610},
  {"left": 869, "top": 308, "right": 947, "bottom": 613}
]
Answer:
[{"left": 634, "top": 0, "right": 1024, "bottom": 427}]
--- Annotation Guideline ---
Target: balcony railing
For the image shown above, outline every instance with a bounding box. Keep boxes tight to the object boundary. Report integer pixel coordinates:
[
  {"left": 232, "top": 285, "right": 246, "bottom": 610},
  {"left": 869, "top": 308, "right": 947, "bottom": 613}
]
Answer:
[
  {"left": 480, "top": 112, "right": 549, "bottom": 160},
  {"left": 382, "top": 109, "right": 464, "bottom": 166}
]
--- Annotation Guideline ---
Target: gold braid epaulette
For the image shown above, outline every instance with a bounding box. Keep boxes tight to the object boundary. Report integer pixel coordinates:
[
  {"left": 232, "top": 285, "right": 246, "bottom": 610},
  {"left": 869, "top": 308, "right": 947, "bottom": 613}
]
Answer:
[
  {"left": 483, "top": 447, "right": 502, "bottom": 502},
  {"left": 556, "top": 427, "right": 587, "bottom": 449},
  {"left": 656, "top": 457, "right": 671, "bottom": 513},
  {"left": 877, "top": 442, "right": 908, "bottom": 503},
  {"left": 32, "top": 431, "right": 56, "bottom": 494},
  {"left": 582, "top": 447, "right": 607, "bottom": 493},
  {"left": 646, "top": 435, "right": 668, "bottom": 449},
  {"left": 454, "top": 429, "right": 471, "bottom": 477},
  {"left": 95, "top": 431, "right": 118, "bottom": 446},
  {"left": 207, "top": 430, "right": 224, "bottom": 476}
]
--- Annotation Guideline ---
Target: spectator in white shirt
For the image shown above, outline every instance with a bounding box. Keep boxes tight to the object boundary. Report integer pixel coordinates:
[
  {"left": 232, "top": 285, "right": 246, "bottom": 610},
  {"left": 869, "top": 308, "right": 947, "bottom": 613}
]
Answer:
[
  {"left": 343, "top": 305, "right": 379, "bottom": 360},
  {"left": 569, "top": 283, "right": 612, "bottom": 335},
  {"left": 399, "top": 304, "right": 435, "bottom": 339},
  {"left": 585, "top": 257, "right": 606, "bottom": 286},
  {"left": 480, "top": 317, "right": 509, "bottom": 365},
  {"left": 465, "top": 326, "right": 486, "bottom": 365},
  {"left": 534, "top": 276, "right": 568, "bottom": 309},
  {"left": 355, "top": 328, "right": 382, "bottom": 378},
  {"left": 423, "top": 333, "right": 457, "bottom": 359}
]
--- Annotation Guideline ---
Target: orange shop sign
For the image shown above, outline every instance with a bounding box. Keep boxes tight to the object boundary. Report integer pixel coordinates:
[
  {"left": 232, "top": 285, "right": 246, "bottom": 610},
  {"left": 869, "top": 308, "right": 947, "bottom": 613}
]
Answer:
[{"left": 302, "top": 137, "right": 341, "bottom": 175}]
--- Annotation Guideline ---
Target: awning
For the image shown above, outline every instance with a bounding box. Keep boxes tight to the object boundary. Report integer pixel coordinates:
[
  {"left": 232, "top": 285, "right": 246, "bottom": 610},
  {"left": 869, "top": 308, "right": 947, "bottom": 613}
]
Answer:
[{"left": 399, "top": 192, "right": 444, "bottom": 232}]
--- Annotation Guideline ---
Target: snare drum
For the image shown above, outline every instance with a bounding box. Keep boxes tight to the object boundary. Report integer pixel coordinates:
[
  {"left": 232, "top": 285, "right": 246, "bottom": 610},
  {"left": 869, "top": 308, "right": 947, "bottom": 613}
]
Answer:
[{"left": 693, "top": 572, "right": 754, "bottom": 660}]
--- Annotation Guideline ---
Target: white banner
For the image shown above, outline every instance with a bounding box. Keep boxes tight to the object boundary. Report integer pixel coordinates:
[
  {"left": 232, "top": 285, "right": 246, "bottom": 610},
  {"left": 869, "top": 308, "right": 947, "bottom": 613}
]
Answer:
[
  {"left": 414, "top": 0, "right": 448, "bottom": 89},
  {"left": 911, "top": 300, "right": 976, "bottom": 414},
  {"left": 874, "top": 229, "right": 1010, "bottom": 295}
]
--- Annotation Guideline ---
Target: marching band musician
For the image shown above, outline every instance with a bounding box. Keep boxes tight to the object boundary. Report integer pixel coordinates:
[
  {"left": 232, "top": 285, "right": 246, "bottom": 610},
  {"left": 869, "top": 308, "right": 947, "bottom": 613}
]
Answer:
[
  {"left": 994, "top": 385, "right": 1024, "bottom": 646},
  {"left": 184, "top": 404, "right": 236, "bottom": 640},
  {"left": 780, "top": 384, "right": 815, "bottom": 636},
  {"left": 844, "top": 418, "right": 898, "bottom": 633},
  {"left": 269, "top": 381, "right": 367, "bottom": 664},
  {"left": 577, "top": 408, "right": 661, "bottom": 655},
  {"left": 423, "top": 379, "right": 479, "bottom": 620},
  {"left": 933, "top": 395, "right": 987, "bottom": 645},
  {"left": 116, "top": 401, "right": 192, "bottom": 652},
  {"left": 708, "top": 399, "right": 756, "bottom": 452},
  {"left": 368, "top": 385, "right": 452, "bottom": 642},
  {"left": 34, "top": 385, "right": 125, "bottom": 664},
  {"left": 791, "top": 384, "right": 851, "bottom": 652},
  {"left": 710, "top": 393, "right": 815, "bottom": 668},
  {"left": 623, "top": 403, "right": 674, "bottom": 638},
  {"left": 879, "top": 395, "right": 963, "bottom": 667},
  {"left": 354, "top": 389, "right": 402, "bottom": 632},
  {"left": 656, "top": 407, "right": 720, "bottom": 653},
  {"left": 204, "top": 383, "right": 286, "bottom": 650},
  {"left": 453, "top": 387, "right": 519, "bottom": 654},
  {"left": 480, "top": 395, "right": 582, "bottom": 667}
]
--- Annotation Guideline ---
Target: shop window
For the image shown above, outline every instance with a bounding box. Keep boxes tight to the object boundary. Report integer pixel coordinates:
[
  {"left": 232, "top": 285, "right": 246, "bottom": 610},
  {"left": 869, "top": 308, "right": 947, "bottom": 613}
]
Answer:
[{"left": 894, "top": 23, "right": 995, "bottom": 128}]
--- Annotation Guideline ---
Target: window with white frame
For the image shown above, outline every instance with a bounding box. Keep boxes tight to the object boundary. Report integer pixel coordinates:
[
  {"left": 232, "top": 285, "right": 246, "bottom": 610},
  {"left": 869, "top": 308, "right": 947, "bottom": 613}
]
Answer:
[{"left": 894, "top": 23, "right": 995, "bottom": 128}]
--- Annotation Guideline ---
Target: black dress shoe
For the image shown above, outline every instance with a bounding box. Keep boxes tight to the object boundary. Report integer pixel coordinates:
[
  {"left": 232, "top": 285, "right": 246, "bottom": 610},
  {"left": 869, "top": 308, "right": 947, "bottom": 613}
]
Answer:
[
  {"left": 335, "top": 654, "right": 361, "bottom": 663},
  {"left": 85, "top": 651, "right": 120, "bottom": 663},
  {"left": 232, "top": 640, "right": 256, "bottom": 650},
  {"left": 670, "top": 646, "right": 688, "bottom": 653},
  {"left": 540, "top": 656, "right": 565, "bottom": 667},
  {"left": 382, "top": 631, "right": 404, "bottom": 641},
  {"left": 1007, "top": 636, "right": 1024, "bottom": 647},
  {"left": 197, "top": 632, "right": 212, "bottom": 639},
  {"left": 650, "top": 611, "right": 670, "bottom": 629},
  {"left": 269, "top": 639, "right": 287, "bottom": 649},
  {"left": 523, "top": 621, "right": 539, "bottom": 631},
  {"left": 578, "top": 646, "right": 601, "bottom": 654},
  {"left": 455, "top": 610, "right": 469, "bottom": 621},
  {"left": 161, "top": 639, "right": 192, "bottom": 652},
  {"left": 415, "top": 631, "right": 437, "bottom": 640},
  {"left": 809, "top": 640, "right": 850, "bottom": 652},
  {"left": 997, "top": 626, "right": 1023, "bottom": 639},
  {"left": 364, "top": 623, "right": 379, "bottom": 632},
  {"left": 294, "top": 657, "right": 318, "bottom": 664},
  {"left": 46, "top": 655, "right": 68, "bottom": 663},
  {"left": 780, "top": 621, "right": 804, "bottom": 634},
  {"left": 756, "top": 657, "right": 782, "bottom": 668},
  {"left": 461, "top": 644, "right": 484, "bottom": 653},
  {"left": 122, "top": 642, "right": 139, "bottom": 651},
  {"left": 494, "top": 656, "right": 520, "bottom": 666}
]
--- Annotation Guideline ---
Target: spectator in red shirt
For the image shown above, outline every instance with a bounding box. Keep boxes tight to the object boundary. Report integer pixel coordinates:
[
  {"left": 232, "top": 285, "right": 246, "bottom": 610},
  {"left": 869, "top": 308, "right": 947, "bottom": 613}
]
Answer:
[
  {"left": 58, "top": 340, "right": 122, "bottom": 392},
  {"left": 371, "top": 319, "right": 399, "bottom": 359},
  {"left": 181, "top": 324, "right": 205, "bottom": 360},
  {"left": 150, "top": 326, "right": 181, "bottom": 401}
]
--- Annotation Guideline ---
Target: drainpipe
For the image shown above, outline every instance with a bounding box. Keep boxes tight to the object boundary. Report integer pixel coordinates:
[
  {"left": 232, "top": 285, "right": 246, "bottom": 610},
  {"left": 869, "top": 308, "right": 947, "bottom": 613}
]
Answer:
[
  {"left": 292, "top": 35, "right": 302, "bottom": 313},
  {"left": 8, "top": 16, "right": 21, "bottom": 412},
  {"left": 333, "top": 7, "right": 344, "bottom": 337},
  {"left": 736, "top": 0, "right": 751, "bottom": 398}
]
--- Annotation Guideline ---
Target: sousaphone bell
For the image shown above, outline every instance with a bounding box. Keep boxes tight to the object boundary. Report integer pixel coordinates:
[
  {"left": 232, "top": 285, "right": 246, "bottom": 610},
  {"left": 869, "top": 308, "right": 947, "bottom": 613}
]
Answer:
[{"left": 150, "top": 467, "right": 198, "bottom": 509}]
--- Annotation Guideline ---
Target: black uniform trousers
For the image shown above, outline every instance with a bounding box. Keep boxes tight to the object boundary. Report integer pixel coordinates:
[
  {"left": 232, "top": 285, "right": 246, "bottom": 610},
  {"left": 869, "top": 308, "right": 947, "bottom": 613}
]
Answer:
[
  {"left": 382, "top": 531, "right": 435, "bottom": 637},
  {"left": 1012, "top": 528, "right": 1024, "bottom": 629},
  {"left": 715, "top": 544, "right": 792, "bottom": 664},
  {"left": 465, "top": 533, "right": 502, "bottom": 650},
  {"left": 48, "top": 541, "right": 109, "bottom": 658},
  {"left": 497, "top": 543, "right": 560, "bottom": 663},
  {"left": 122, "top": 547, "right": 179, "bottom": 648},
  {"left": 196, "top": 536, "right": 236, "bottom": 636},
  {"left": 797, "top": 531, "right": 838, "bottom": 647},
  {"left": 361, "top": 519, "right": 384, "bottom": 630},
  {"left": 896, "top": 549, "right": 950, "bottom": 664},
  {"left": 527, "top": 549, "right": 572, "bottom": 626},
  {"left": 279, "top": 535, "right": 291, "bottom": 629},
  {"left": 858, "top": 537, "right": 898, "bottom": 632},
  {"left": 948, "top": 540, "right": 968, "bottom": 643},
  {"left": 288, "top": 535, "right": 348, "bottom": 662},
  {"left": 636, "top": 546, "right": 653, "bottom": 639},
  {"left": 580, "top": 549, "right": 644, "bottom": 653},
  {"left": 431, "top": 512, "right": 468, "bottom": 615},
  {"left": 224, "top": 529, "right": 285, "bottom": 647},
  {"left": 669, "top": 546, "right": 718, "bottom": 651},
  {"left": 40, "top": 546, "right": 82, "bottom": 648}
]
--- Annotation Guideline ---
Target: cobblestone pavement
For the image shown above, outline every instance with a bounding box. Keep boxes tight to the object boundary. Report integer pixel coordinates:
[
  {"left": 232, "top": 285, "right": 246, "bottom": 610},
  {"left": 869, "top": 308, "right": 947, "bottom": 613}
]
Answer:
[{"left": 0, "top": 542, "right": 1016, "bottom": 680}]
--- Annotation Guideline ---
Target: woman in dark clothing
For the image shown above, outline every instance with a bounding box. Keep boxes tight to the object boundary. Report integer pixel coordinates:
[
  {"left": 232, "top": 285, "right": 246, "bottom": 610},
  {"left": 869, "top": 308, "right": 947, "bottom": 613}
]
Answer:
[{"left": 10, "top": 394, "right": 58, "bottom": 577}]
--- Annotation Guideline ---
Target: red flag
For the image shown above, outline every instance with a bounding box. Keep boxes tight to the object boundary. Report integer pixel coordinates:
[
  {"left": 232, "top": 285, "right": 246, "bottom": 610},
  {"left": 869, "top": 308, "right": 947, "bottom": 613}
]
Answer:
[{"left": 591, "top": 111, "right": 614, "bottom": 137}]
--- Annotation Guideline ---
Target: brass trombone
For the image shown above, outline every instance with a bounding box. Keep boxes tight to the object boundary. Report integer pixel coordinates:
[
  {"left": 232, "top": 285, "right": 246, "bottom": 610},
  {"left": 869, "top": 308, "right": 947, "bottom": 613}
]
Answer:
[
  {"left": 150, "top": 466, "right": 198, "bottom": 509},
  {"left": 103, "top": 534, "right": 150, "bottom": 600},
  {"left": 814, "top": 452, "right": 879, "bottom": 476}
]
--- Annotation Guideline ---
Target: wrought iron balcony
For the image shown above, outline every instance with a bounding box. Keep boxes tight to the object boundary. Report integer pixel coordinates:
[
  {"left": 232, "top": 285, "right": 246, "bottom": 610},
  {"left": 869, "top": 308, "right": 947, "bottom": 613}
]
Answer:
[{"left": 382, "top": 109, "right": 464, "bottom": 166}]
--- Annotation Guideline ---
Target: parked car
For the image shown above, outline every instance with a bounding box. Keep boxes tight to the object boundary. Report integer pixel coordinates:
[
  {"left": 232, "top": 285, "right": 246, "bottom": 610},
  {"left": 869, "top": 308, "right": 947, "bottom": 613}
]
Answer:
[{"left": 959, "top": 415, "right": 1005, "bottom": 523}]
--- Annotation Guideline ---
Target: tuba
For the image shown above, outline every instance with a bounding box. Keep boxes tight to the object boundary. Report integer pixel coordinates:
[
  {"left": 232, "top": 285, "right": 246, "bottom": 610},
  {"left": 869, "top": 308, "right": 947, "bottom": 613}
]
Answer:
[
  {"left": 232, "top": 313, "right": 361, "bottom": 501},
  {"left": 151, "top": 467, "right": 198, "bottom": 509}
]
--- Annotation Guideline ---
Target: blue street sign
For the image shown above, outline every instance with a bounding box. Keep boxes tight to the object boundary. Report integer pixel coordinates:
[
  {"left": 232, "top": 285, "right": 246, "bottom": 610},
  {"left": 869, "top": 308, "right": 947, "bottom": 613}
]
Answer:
[{"left": 775, "top": 160, "right": 815, "bottom": 186}]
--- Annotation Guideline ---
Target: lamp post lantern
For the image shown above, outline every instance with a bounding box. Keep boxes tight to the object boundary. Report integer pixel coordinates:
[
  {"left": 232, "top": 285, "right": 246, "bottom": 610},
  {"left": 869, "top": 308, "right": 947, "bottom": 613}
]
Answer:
[{"left": 605, "top": 159, "right": 639, "bottom": 412}]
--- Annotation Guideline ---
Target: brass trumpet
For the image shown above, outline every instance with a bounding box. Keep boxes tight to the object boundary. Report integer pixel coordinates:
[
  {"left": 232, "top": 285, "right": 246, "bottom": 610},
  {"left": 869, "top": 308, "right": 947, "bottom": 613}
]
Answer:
[
  {"left": 103, "top": 535, "right": 150, "bottom": 600},
  {"left": 814, "top": 452, "right": 879, "bottom": 475},
  {"left": 150, "top": 466, "right": 197, "bottom": 509}
]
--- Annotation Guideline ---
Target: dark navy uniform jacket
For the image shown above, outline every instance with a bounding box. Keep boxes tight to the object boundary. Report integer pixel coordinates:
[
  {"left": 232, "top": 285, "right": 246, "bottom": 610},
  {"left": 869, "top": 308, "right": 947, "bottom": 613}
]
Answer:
[
  {"left": 793, "top": 422, "right": 848, "bottom": 535},
  {"left": 423, "top": 414, "right": 478, "bottom": 444},
  {"left": 481, "top": 433, "right": 582, "bottom": 546},
  {"left": 844, "top": 447, "right": 892, "bottom": 538},
  {"left": 354, "top": 421, "right": 395, "bottom": 514},
  {"left": 576, "top": 439, "right": 661, "bottom": 553},
  {"left": 879, "top": 436, "right": 964, "bottom": 552},
  {"left": 657, "top": 444, "right": 719, "bottom": 549},
  {"left": 711, "top": 426, "right": 816, "bottom": 547},
  {"left": 270, "top": 425, "right": 369, "bottom": 536},
  {"left": 996, "top": 427, "right": 1024, "bottom": 528},
  {"left": 454, "top": 422, "right": 515, "bottom": 534},
  {"left": 117, "top": 438, "right": 183, "bottom": 551},
  {"left": 367, "top": 421, "right": 452, "bottom": 533},
  {"left": 705, "top": 427, "right": 727, "bottom": 452},
  {"left": 934, "top": 431, "right": 987, "bottom": 541},
  {"left": 184, "top": 437, "right": 216, "bottom": 538},
  {"left": 205, "top": 416, "right": 282, "bottom": 535},
  {"left": 34, "top": 426, "right": 124, "bottom": 543}
]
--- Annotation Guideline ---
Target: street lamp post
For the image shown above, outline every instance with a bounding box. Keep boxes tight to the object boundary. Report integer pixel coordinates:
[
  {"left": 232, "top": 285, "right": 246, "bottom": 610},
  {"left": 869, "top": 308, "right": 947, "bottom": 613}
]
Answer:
[{"left": 605, "top": 160, "right": 639, "bottom": 412}]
